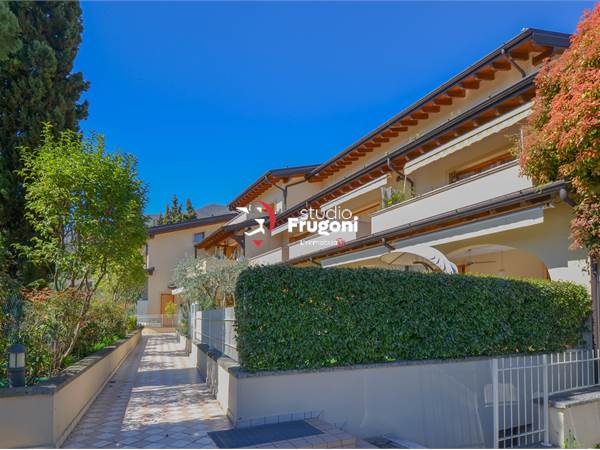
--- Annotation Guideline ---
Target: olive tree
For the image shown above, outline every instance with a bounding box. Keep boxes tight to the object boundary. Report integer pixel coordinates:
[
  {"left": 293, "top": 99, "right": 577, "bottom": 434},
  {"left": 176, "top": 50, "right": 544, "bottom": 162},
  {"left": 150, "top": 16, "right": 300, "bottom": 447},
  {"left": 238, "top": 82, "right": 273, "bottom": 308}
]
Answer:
[
  {"left": 19, "top": 124, "right": 147, "bottom": 362},
  {"left": 171, "top": 254, "right": 248, "bottom": 335}
]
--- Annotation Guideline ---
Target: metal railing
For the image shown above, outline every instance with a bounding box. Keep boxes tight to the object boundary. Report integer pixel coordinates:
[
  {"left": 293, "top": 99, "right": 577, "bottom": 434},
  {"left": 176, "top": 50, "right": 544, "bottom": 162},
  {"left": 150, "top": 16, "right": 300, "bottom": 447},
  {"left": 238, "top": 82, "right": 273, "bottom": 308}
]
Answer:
[
  {"left": 136, "top": 314, "right": 179, "bottom": 328},
  {"left": 193, "top": 307, "right": 238, "bottom": 361},
  {"left": 492, "top": 349, "right": 600, "bottom": 448}
]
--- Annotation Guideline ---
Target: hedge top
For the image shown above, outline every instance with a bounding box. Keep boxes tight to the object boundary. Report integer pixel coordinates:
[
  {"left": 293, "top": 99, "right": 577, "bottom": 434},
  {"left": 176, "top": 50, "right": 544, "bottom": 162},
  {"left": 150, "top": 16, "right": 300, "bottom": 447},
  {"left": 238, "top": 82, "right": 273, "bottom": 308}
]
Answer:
[{"left": 234, "top": 265, "right": 590, "bottom": 372}]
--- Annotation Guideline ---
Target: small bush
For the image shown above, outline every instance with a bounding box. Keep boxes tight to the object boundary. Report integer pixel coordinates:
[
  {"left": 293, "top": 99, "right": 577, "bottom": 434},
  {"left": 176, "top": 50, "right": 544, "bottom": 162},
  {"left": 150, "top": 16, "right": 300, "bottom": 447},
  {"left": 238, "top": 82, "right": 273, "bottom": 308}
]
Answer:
[
  {"left": 235, "top": 266, "right": 591, "bottom": 371},
  {"left": 126, "top": 315, "right": 138, "bottom": 333},
  {"left": 2, "top": 288, "right": 131, "bottom": 385},
  {"left": 72, "top": 300, "right": 129, "bottom": 360}
]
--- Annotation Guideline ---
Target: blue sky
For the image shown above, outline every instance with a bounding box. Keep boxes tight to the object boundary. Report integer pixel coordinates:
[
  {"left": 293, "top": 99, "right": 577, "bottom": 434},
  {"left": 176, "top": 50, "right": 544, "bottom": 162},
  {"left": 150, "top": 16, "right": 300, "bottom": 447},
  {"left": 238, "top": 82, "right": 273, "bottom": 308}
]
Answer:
[{"left": 75, "top": 1, "right": 594, "bottom": 214}]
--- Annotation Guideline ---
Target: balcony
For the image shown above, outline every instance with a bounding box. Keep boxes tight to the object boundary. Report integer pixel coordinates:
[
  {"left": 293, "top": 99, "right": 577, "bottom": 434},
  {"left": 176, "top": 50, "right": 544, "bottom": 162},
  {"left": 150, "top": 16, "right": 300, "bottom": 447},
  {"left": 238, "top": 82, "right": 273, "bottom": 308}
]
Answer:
[
  {"left": 250, "top": 247, "right": 283, "bottom": 265},
  {"left": 370, "top": 162, "right": 532, "bottom": 234}
]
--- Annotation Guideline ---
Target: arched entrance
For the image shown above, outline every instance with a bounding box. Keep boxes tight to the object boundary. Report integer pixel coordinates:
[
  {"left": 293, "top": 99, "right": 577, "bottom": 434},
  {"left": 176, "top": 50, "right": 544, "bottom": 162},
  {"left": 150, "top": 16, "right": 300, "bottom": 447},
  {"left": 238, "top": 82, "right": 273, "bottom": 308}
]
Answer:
[{"left": 446, "top": 244, "right": 550, "bottom": 279}]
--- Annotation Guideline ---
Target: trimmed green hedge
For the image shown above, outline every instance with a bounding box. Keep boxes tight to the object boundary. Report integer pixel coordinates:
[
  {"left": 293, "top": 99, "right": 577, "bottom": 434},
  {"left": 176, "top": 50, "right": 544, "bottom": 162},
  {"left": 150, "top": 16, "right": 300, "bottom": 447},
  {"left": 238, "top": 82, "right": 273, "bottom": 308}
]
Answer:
[{"left": 235, "top": 266, "right": 591, "bottom": 371}]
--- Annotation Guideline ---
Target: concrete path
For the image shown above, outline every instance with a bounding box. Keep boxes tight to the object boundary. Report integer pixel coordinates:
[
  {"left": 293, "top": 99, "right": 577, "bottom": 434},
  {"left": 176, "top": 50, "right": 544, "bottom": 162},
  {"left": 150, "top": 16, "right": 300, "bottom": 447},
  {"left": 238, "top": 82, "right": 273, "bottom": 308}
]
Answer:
[{"left": 63, "top": 332, "right": 230, "bottom": 449}]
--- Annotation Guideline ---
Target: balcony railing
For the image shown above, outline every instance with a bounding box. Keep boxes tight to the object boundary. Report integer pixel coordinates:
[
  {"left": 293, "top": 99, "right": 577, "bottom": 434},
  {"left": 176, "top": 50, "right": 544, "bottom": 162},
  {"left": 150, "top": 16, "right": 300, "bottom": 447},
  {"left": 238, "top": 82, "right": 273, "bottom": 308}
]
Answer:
[
  {"left": 136, "top": 314, "right": 179, "bottom": 328},
  {"left": 250, "top": 247, "right": 283, "bottom": 265},
  {"left": 371, "top": 161, "right": 531, "bottom": 234}
]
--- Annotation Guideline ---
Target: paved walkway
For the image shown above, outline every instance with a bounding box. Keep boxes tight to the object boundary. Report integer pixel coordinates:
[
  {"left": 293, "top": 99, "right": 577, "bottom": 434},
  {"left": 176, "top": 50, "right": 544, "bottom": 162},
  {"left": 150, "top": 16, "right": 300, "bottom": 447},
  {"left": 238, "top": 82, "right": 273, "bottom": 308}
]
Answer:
[{"left": 63, "top": 332, "right": 230, "bottom": 449}]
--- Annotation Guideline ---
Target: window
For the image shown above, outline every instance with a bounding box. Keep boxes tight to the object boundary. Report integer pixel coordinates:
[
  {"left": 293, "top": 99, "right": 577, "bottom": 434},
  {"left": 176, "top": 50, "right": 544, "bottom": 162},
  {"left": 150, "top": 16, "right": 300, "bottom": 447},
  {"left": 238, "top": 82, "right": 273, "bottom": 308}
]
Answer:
[{"left": 193, "top": 232, "right": 205, "bottom": 243}]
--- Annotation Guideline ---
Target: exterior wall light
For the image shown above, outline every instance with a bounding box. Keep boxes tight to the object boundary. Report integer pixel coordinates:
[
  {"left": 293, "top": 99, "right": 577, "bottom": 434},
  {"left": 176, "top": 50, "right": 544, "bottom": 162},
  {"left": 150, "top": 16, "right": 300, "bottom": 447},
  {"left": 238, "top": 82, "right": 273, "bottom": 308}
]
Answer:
[{"left": 8, "top": 343, "right": 26, "bottom": 387}]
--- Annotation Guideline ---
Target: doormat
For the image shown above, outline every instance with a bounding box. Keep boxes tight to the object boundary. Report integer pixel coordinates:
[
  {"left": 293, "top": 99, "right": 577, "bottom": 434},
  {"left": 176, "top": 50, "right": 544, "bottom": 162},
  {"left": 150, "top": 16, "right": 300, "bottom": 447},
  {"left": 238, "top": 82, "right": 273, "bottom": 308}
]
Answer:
[{"left": 208, "top": 420, "right": 322, "bottom": 448}]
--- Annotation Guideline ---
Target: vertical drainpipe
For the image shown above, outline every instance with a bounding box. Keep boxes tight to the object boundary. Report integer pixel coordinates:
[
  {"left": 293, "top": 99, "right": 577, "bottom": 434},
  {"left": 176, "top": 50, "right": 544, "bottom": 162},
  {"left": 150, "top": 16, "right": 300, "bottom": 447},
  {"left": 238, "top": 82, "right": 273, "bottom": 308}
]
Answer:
[{"left": 262, "top": 175, "right": 311, "bottom": 263}]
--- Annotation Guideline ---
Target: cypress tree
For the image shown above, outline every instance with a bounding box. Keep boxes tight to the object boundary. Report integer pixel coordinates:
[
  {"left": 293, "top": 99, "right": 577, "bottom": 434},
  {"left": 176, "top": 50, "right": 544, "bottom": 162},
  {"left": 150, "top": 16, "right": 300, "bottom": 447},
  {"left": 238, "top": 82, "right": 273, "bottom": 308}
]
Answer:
[
  {"left": 185, "top": 198, "right": 197, "bottom": 221},
  {"left": 0, "top": 1, "right": 21, "bottom": 61},
  {"left": 169, "top": 195, "right": 184, "bottom": 224},
  {"left": 0, "top": 1, "right": 89, "bottom": 279}
]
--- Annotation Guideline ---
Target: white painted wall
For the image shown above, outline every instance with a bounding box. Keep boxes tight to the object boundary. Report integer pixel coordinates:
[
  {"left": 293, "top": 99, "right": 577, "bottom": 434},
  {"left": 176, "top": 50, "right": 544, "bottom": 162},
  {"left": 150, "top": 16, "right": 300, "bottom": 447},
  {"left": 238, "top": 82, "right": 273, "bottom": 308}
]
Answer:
[{"left": 371, "top": 162, "right": 532, "bottom": 234}]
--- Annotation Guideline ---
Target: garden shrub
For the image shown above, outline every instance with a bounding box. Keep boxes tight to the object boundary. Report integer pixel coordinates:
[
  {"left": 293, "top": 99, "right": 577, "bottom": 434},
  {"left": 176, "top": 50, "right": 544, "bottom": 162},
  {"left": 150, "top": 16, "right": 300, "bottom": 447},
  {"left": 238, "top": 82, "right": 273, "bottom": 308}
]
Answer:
[
  {"left": 235, "top": 266, "right": 591, "bottom": 371},
  {"left": 1, "top": 288, "right": 131, "bottom": 385},
  {"left": 72, "top": 300, "right": 129, "bottom": 360}
]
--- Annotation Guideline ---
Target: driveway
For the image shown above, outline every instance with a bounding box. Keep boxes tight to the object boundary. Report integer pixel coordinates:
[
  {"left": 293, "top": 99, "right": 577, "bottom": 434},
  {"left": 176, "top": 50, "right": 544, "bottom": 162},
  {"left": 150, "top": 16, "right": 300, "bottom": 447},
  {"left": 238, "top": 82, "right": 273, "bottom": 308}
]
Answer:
[{"left": 63, "top": 332, "right": 230, "bottom": 449}]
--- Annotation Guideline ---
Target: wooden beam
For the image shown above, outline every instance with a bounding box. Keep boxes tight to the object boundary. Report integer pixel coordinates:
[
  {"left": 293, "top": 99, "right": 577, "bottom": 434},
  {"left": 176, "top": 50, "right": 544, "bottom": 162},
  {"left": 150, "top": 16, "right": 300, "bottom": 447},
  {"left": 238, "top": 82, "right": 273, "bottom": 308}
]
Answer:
[
  {"left": 475, "top": 70, "right": 495, "bottom": 81},
  {"left": 492, "top": 59, "right": 511, "bottom": 71},
  {"left": 532, "top": 46, "right": 554, "bottom": 65},
  {"left": 461, "top": 79, "right": 480, "bottom": 90},
  {"left": 421, "top": 104, "right": 440, "bottom": 114},
  {"left": 510, "top": 49, "right": 530, "bottom": 61},
  {"left": 382, "top": 131, "right": 399, "bottom": 138},
  {"left": 400, "top": 118, "right": 418, "bottom": 126},
  {"left": 389, "top": 125, "right": 408, "bottom": 132},
  {"left": 434, "top": 96, "right": 452, "bottom": 106},
  {"left": 497, "top": 104, "right": 517, "bottom": 114},
  {"left": 411, "top": 111, "right": 428, "bottom": 120},
  {"left": 447, "top": 87, "right": 466, "bottom": 98}
]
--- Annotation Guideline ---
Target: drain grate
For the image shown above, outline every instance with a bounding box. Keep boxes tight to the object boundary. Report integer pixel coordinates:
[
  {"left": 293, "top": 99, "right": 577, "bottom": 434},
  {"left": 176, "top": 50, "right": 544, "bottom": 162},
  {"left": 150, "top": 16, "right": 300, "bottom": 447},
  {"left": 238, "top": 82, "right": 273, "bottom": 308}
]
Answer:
[{"left": 208, "top": 420, "right": 322, "bottom": 448}]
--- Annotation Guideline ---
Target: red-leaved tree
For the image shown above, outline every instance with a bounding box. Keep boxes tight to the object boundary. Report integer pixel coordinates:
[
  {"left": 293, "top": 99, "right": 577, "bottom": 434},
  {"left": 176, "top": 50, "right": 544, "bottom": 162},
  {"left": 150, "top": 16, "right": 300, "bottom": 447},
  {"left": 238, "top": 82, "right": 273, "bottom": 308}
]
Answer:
[{"left": 519, "top": 3, "right": 600, "bottom": 257}]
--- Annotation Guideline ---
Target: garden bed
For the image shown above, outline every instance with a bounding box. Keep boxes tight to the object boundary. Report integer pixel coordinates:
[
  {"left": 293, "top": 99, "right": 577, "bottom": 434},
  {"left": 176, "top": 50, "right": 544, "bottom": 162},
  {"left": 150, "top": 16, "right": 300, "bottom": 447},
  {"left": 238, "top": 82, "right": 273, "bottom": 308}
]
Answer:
[{"left": 0, "top": 329, "right": 141, "bottom": 448}]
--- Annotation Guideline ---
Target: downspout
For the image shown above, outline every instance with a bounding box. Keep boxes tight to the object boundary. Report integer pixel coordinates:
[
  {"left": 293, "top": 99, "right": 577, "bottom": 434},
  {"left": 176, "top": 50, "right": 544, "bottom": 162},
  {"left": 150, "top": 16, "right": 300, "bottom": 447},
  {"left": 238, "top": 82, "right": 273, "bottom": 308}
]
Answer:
[
  {"left": 502, "top": 48, "right": 526, "bottom": 78},
  {"left": 387, "top": 157, "right": 414, "bottom": 191},
  {"left": 263, "top": 174, "right": 310, "bottom": 211},
  {"left": 559, "top": 187, "right": 576, "bottom": 207}
]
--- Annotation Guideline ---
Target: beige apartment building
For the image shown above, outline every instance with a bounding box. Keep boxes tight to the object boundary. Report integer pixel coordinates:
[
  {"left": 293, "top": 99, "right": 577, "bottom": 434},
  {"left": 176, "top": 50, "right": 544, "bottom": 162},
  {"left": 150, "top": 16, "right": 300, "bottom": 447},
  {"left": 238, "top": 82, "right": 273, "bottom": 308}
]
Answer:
[
  {"left": 140, "top": 206, "right": 236, "bottom": 319},
  {"left": 198, "top": 31, "right": 595, "bottom": 278},
  {"left": 194, "top": 28, "right": 597, "bottom": 340}
]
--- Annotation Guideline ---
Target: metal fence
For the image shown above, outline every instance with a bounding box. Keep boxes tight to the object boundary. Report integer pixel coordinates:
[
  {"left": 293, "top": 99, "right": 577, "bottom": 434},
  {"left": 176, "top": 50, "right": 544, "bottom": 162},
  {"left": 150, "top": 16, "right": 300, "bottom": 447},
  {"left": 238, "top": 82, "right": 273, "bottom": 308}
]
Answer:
[
  {"left": 193, "top": 307, "right": 238, "bottom": 361},
  {"left": 136, "top": 314, "right": 179, "bottom": 328},
  {"left": 492, "top": 349, "right": 600, "bottom": 448}
]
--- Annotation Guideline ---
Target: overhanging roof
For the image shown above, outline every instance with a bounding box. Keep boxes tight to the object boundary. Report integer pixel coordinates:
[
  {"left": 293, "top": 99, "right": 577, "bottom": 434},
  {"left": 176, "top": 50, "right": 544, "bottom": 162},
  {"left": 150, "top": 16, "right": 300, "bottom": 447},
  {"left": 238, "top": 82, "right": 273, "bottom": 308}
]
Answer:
[
  {"left": 305, "top": 28, "right": 569, "bottom": 183},
  {"left": 285, "top": 181, "right": 567, "bottom": 266},
  {"left": 228, "top": 165, "right": 319, "bottom": 209},
  {"left": 274, "top": 72, "right": 539, "bottom": 228},
  {"left": 147, "top": 212, "right": 237, "bottom": 237},
  {"left": 195, "top": 217, "right": 264, "bottom": 250}
]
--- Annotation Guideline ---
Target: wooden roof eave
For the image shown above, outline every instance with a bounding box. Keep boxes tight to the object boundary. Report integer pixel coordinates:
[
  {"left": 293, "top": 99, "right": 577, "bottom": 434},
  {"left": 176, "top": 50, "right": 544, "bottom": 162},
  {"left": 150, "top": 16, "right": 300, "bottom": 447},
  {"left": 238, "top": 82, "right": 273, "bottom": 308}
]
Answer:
[
  {"left": 306, "top": 28, "right": 569, "bottom": 182},
  {"left": 273, "top": 73, "right": 538, "bottom": 228},
  {"left": 284, "top": 180, "right": 567, "bottom": 266}
]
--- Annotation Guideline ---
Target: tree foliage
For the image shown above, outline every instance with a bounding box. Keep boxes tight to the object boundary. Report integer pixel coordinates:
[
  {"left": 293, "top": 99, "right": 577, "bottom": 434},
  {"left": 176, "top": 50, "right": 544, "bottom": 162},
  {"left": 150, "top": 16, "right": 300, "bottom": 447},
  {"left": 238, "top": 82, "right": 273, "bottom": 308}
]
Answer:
[
  {"left": 172, "top": 254, "right": 248, "bottom": 311},
  {"left": 157, "top": 195, "right": 197, "bottom": 225},
  {"left": 0, "top": 1, "right": 21, "bottom": 61},
  {"left": 519, "top": 4, "right": 600, "bottom": 257},
  {"left": 18, "top": 124, "right": 147, "bottom": 362},
  {"left": 185, "top": 198, "right": 197, "bottom": 220},
  {"left": 0, "top": 1, "right": 88, "bottom": 279}
]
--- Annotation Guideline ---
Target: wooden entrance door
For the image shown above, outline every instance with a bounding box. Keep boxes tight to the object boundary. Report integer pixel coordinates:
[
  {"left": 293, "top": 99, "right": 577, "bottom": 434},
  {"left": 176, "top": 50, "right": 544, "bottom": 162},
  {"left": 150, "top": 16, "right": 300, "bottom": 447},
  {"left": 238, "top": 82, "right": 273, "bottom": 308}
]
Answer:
[{"left": 160, "top": 293, "right": 176, "bottom": 327}]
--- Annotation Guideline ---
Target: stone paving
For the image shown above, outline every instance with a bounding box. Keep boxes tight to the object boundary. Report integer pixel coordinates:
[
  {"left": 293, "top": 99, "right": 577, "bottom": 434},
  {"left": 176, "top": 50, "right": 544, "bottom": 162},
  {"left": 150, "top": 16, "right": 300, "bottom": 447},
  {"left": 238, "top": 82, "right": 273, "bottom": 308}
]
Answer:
[{"left": 62, "top": 332, "right": 229, "bottom": 449}]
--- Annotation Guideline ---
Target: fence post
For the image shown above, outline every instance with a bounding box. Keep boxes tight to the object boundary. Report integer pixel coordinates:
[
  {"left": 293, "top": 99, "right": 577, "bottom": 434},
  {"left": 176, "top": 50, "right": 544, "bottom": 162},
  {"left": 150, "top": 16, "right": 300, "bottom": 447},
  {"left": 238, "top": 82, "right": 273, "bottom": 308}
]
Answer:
[
  {"left": 543, "top": 354, "right": 550, "bottom": 446},
  {"left": 492, "top": 358, "right": 499, "bottom": 449}
]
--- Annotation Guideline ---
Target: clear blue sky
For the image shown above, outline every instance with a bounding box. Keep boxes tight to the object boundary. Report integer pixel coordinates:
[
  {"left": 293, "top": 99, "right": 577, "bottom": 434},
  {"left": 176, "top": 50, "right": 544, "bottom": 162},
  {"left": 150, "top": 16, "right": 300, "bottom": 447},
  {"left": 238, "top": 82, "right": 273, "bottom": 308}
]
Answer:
[{"left": 74, "top": 1, "right": 594, "bottom": 214}]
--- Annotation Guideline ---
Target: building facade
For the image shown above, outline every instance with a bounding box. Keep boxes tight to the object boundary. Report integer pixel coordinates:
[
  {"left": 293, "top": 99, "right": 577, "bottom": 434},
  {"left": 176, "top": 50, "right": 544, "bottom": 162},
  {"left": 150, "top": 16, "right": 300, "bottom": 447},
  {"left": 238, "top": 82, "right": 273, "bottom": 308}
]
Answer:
[
  {"left": 140, "top": 209, "right": 236, "bottom": 318},
  {"left": 194, "top": 28, "right": 597, "bottom": 339}
]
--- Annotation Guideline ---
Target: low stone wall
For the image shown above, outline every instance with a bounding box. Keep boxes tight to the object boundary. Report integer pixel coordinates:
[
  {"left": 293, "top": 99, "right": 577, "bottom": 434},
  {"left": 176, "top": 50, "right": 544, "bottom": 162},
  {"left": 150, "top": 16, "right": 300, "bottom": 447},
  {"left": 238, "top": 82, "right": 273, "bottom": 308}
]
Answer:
[
  {"left": 549, "top": 387, "right": 600, "bottom": 448},
  {"left": 0, "top": 330, "right": 141, "bottom": 448},
  {"left": 194, "top": 342, "right": 496, "bottom": 448}
]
